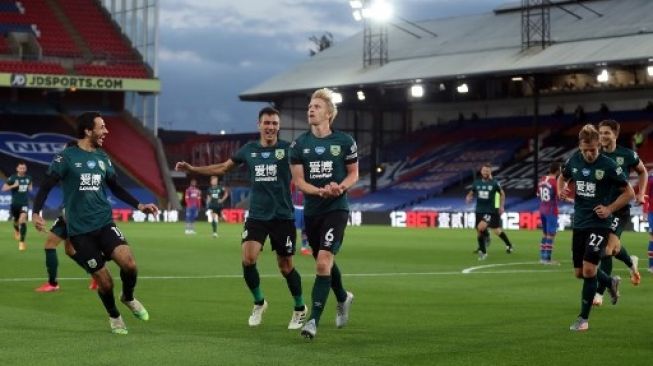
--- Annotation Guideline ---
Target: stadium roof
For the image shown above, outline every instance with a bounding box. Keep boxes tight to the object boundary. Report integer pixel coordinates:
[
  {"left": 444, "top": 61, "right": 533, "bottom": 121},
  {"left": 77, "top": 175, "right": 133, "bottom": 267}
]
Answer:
[{"left": 241, "top": 0, "right": 653, "bottom": 100}]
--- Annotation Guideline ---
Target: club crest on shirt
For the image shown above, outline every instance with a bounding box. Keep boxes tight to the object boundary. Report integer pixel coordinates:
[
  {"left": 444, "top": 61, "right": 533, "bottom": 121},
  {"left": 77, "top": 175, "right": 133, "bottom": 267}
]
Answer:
[
  {"left": 86, "top": 160, "right": 96, "bottom": 169},
  {"left": 275, "top": 149, "right": 285, "bottom": 160},
  {"left": 330, "top": 145, "right": 341, "bottom": 156},
  {"left": 616, "top": 157, "right": 624, "bottom": 166},
  {"left": 261, "top": 152, "right": 271, "bottom": 159},
  {"left": 315, "top": 146, "right": 326, "bottom": 155},
  {"left": 98, "top": 160, "right": 105, "bottom": 171},
  {"left": 595, "top": 169, "right": 604, "bottom": 180}
]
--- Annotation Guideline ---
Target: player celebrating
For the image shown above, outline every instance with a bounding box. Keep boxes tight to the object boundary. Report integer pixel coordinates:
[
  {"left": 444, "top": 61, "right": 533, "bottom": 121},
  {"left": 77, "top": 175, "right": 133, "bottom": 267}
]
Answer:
[
  {"left": 176, "top": 107, "right": 307, "bottom": 330},
  {"left": 537, "top": 162, "right": 562, "bottom": 264},
  {"left": 290, "top": 88, "right": 358, "bottom": 340},
  {"left": 184, "top": 178, "right": 202, "bottom": 234},
  {"left": 558, "top": 124, "right": 634, "bottom": 331},
  {"left": 32, "top": 112, "right": 158, "bottom": 334},
  {"left": 206, "top": 176, "right": 228, "bottom": 238},
  {"left": 465, "top": 163, "right": 514, "bottom": 260},
  {"left": 593, "top": 120, "right": 646, "bottom": 306},
  {"left": 2, "top": 161, "right": 32, "bottom": 251}
]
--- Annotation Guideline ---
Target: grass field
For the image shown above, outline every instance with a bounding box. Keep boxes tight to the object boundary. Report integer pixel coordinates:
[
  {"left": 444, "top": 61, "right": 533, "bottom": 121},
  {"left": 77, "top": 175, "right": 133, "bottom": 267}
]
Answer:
[{"left": 1, "top": 222, "right": 652, "bottom": 365}]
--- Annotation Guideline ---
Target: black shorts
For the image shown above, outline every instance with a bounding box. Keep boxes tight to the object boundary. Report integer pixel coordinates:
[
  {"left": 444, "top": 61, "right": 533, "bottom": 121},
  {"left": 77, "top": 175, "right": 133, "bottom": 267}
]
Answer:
[
  {"left": 69, "top": 223, "right": 127, "bottom": 274},
  {"left": 572, "top": 228, "right": 611, "bottom": 268},
  {"left": 242, "top": 219, "right": 296, "bottom": 256},
  {"left": 305, "top": 210, "right": 349, "bottom": 255},
  {"left": 209, "top": 205, "right": 223, "bottom": 215},
  {"left": 475, "top": 212, "right": 502, "bottom": 229},
  {"left": 50, "top": 216, "right": 68, "bottom": 240},
  {"left": 10, "top": 204, "right": 28, "bottom": 220},
  {"left": 609, "top": 209, "right": 629, "bottom": 238}
]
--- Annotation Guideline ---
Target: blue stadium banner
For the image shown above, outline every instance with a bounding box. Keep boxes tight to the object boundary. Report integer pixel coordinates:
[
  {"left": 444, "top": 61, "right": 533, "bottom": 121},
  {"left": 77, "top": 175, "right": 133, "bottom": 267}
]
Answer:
[
  {"left": 0, "top": 73, "right": 160, "bottom": 92},
  {"left": 0, "top": 132, "right": 74, "bottom": 165}
]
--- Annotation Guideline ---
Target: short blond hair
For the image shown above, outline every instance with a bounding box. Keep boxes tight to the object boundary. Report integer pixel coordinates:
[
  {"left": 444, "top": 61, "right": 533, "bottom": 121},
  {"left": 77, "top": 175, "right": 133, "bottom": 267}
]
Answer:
[
  {"left": 578, "top": 124, "right": 599, "bottom": 143},
  {"left": 311, "top": 88, "right": 338, "bottom": 124}
]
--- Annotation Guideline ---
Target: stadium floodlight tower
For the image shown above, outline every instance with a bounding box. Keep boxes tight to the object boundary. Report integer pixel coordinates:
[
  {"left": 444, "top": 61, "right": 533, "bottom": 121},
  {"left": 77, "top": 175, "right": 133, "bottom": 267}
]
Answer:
[
  {"left": 350, "top": 0, "right": 393, "bottom": 67},
  {"left": 521, "top": 0, "right": 551, "bottom": 50}
]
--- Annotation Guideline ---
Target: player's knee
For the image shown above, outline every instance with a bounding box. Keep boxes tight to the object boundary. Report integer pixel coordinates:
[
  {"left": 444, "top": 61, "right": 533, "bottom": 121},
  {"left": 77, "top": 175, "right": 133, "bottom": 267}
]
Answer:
[
  {"left": 316, "top": 261, "right": 331, "bottom": 275},
  {"left": 242, "top": 256, "right": 257, "bottom": 266},
  {"left": 278, "top": 261, "right": 293, "bottom": 275},
  {"left": 94, "top": 272, "right": 113, "bottom": 291}
]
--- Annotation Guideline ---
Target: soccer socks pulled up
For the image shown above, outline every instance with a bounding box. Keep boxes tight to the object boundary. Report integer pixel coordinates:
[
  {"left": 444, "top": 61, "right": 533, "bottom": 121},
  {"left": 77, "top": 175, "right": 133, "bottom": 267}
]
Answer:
[
  {"left": 98, "top": 288, "right": 120, "bottom": 318},
  {"left": 243, "top": 263, "right": 264, "bottom": 304},
  {"left": 211, "top": 220, "right": 217, "bottom": 233},
  {"left": 477, "top": 234, "right": 486, "bottom": 254},
  {"left": 283, "top": 268, "right": 304, "bottom": 310},
  {"left": 579, "top": 276, "right": 597, "bottom": 319},
  {"left": 45, "top": 249, "right": 58, "bottom": 286},
  {"left": 19, "top": 223, "right": 26, "bottom": 241},
  {"left": 648, "top": 241, "right": 653, "bottom": 269},
  {"left": 330, "top": 263, "right": 348, "bottom": 303},
  {"left": 614, "top": 246, "right": 633, "bottom": 268},
  {"left": 498, "top": 232, "right": 513, "bottom": 248},
  {"left": 120, "top": 269, "right": 137, "bottom": 302},
  {"left": 596, "top": 257, "right": 613, "bottom": 295},
  {"left": 309, "top": 275, "right": 331, "bottom": 326}
]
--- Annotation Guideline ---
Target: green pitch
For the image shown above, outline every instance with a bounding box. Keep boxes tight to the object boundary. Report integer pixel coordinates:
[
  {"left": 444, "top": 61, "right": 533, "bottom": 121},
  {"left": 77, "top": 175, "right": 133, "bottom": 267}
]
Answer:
[{"left": 0, "top": 223, "right": 651, "bottom": 365}]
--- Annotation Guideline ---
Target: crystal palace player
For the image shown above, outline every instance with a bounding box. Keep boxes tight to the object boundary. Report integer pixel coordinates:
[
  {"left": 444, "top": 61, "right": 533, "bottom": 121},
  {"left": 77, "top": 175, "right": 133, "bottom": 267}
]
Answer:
[{"left": 537, "top": 162, "right": 562, "bottom": 264}]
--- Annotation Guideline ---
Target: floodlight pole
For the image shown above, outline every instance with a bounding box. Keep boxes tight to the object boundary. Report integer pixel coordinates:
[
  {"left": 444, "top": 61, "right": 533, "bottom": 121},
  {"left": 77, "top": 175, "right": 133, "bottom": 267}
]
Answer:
[
  {"left": 521, "top": 0, "right": 551, "bottom": 50},
  {"left": 363, "top": 18, "right": 388, "bottom": 67}
]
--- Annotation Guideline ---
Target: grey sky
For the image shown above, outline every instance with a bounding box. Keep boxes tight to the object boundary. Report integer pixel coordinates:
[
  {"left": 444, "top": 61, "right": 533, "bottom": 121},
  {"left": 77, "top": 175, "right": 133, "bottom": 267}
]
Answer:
[{"left": 157, "top": 0, "right": 507, "bottom": 133}]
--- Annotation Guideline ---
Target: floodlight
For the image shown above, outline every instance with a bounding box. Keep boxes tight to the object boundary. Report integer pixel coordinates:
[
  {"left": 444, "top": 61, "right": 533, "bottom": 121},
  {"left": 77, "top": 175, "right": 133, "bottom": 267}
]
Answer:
[
  {"left": 647, "top": 66, "right": 653, "bottom": 77},
  {"left": 220, "top": 129, "right": 226, "bottom": 135},
  {"left": 511, "top": 76, "right": 523, "bottom": 81},
  {"left": 597, "top": 69, "right": 609, "bottom": 83},
  {"left": 357, "top": 90, "right": 366, "bottom": 101},
  {"left": 349, "top": 0, "right": 363, "bottom": 9},
  {"left": 410, "top": 84, "right": 424, "bottom": 98},
  {"left": 332, "top": 92, "right": 343, "bottom": 104},
  {"left": 457, "top": 83, "right": 469, "bottom": 94},
  {"left": 352, "top": 10, "right": 362, "bottom": 21},
  {"left": 367, "top": 0, "right": 393, "bottom": 22}
]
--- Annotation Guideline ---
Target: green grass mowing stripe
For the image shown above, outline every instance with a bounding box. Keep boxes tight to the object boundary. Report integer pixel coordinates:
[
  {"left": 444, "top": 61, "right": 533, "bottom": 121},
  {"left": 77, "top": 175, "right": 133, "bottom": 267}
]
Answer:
[{"left": 0, "top": 222, "right": 651, "bottom": 365}]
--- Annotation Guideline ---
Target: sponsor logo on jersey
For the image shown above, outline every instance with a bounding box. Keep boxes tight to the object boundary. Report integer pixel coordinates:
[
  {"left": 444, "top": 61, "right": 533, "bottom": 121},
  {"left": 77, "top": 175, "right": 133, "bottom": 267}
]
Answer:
[
  {"left": 275, "top": 149, "right": 285, "bottom": 160},
  {"left": 330, "top": 145, "right": 341, "bottom": 156},
  {"left": 315, "top": 146, "right": 326, "bottom": 155},
  {"left": 595, "top": 169, "right": 604, "bottom": 180},
  {"left": 86, "top": 160, "right": 97, "bottom": 169}
]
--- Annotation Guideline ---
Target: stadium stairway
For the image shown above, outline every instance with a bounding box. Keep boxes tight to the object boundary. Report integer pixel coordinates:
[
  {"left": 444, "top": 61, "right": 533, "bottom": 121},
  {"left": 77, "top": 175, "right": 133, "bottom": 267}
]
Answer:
[{"left": 100, "top": 114, "right": 172, "bottom": 203}]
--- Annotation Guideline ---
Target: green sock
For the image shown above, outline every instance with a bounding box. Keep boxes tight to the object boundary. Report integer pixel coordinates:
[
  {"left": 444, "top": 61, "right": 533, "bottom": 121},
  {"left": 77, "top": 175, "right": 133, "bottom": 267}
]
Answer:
[
  {"left": 330, "top": 263, "right": 348, "bottom": 302},
  {"left": 211, "top": 220, "right": 217, "bottom": 233},
  {"left": 615, "top": 246, "right": 633, "bottom": 268},
  {"left": 243, "top": 263, "right": 264, "bottom": 304},
  {"left": 283, "top": 268, "right": 304, "bottom": 310},
  {"left": 19, "top": 223, "right": 26, "bottom": 241},
  {"left": 579, "top": 276, "right": 597, "bottom": 319},
  {"left": 596, "top": 257, "right": 613, "bottom": 295},
  {"left": 45, "top": 249, "right": 58, "bottom": 286},
  {"left": 596, "top": 268, "right": 612, "bottom": 288},
  {"left": 309, "top": 275, "right": 331, "bottom": 326}
]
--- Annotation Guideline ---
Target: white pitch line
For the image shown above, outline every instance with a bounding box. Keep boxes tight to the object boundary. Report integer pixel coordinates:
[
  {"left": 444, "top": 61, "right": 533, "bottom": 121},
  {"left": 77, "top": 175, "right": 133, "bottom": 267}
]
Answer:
[{"left": 0, "top": 266, "right": 570, "bottom": 283}]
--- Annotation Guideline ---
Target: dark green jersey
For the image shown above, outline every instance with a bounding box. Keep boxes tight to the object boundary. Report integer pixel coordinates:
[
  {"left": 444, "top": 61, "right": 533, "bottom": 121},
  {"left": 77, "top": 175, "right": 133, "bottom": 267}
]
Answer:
[
  {"left": 231, "top": 140, "right": 293, "bottom": 220},
  {"left": 602, "top": 145, "right": 640, "bottom": 213},
  {"left": 207, "top": 185, "right": 226, "bottom": 208},
  {"left": 6, "top": 174, "right": 32, "bottom": 206},
  {"left": 471, "top": 178, "right": 501, "bottom": 214},
  {"left": 562, "top": 151, "right": 628, "bottom": 229},
  {"left": 47, "top": 145, "right": 116, "bottom": 236},
  {"left": 289, "top": 130, "right": 358, "bottom": 217}
]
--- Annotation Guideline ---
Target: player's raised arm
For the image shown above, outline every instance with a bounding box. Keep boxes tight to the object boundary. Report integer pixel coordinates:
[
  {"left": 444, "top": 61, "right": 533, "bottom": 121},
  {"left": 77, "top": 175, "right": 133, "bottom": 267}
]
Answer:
[{"left": 175, "top": 160, "right": 236, "bottom": 176}]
